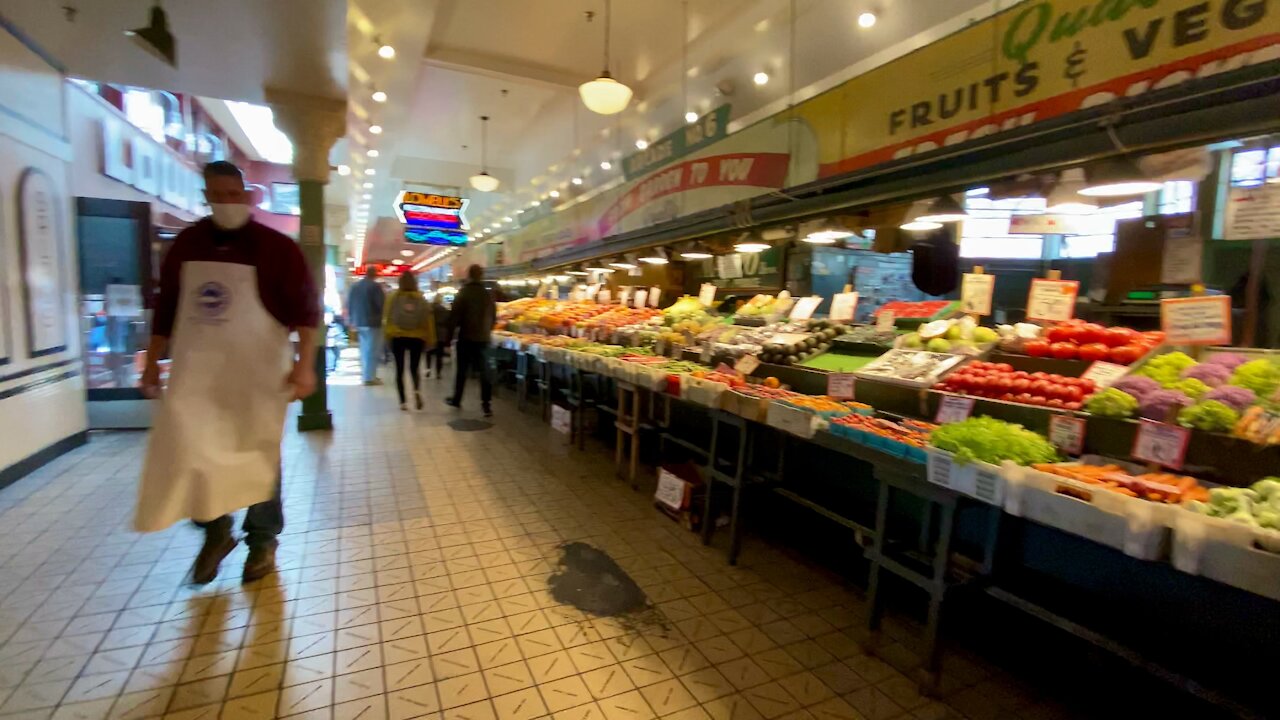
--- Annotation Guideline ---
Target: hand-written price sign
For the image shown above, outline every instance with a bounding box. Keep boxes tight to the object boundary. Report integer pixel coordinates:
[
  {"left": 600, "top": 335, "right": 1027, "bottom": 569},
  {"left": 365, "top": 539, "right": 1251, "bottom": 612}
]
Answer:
[
  {"left": 649, "top": 287, "right": 663, "bottom": 308},
  {"left": 1161, "top": 295, "right": 1232, "bottom": 346},
  {"left": 830, "top": 292, "right": 859, "bottom": 322},
  {"left": 960, "top": 273, "right": 996, "bottom": 316},
  {"left": 1048, "top": 415, "right": 1086, "bottom": 456},
  {"left": 935, "top": 395, "right": 976, "bottom": 424},
  {"left": 827, "top": 374, "right": 856, "bottom": 400},
  {"left": 619, "top": 287, "right": 632, "bottom": 305},
  {"left": 1081, "top": 361, "right": 1129, "bottom": 389},
  {"left": 699, "top": 283, "right": 717, "bottom": 307},
  {"left": 735, "top": 354, "right": 760, "bottom": 376},
  {"left": 789, "top": 296, "right": 823, "bottom": 321},
  {"left": 597, "top": 289, "right": 612, "bottom": 305},
  {"left": 876, "top": 311, "right": 896, "bottom": 332},
  {"left": 1132, "top": 420, "right": 1191, "bottom": 470},
  {"left": 1026, "top": 279, "right": 1080, "bottom": 322},
  {"left": 633, "top": 289, "right": 648, "bottom": 308}
]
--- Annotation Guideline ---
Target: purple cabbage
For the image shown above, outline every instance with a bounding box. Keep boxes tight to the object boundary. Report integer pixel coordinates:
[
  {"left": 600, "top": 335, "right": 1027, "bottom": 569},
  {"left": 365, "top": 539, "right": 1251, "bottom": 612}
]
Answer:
[
  {"left": 1112, "top": 375, "right": 1161, "bottom": 400},
  {"left": 1205, "top": 352, "right": 1249, "bottom": 371},
  {"left": 1138, "top": 389, "right": 1194, "bottom": 421},
  {"left": 1202, "top": 385, "right": 1257, "bottom": 413},
  {"left": 1181, "top": 363, "right": 1231, "bottom": 387}
]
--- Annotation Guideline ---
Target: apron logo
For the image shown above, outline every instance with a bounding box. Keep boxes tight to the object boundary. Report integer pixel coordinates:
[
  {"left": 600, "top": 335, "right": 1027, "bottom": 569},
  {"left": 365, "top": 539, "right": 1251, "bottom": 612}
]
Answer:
[{"left": 195, "top": 282, "right": 231, "bottom": 318}]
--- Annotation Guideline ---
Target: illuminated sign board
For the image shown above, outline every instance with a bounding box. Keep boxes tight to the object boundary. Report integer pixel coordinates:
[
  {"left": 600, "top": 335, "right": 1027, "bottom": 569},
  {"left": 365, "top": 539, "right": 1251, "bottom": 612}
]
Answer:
[
  {"left": 405, "top": 229, "right": 469, "bottom": 246},
  {"left": 395, "top": 191, "right": 469, "bottom": 245}
]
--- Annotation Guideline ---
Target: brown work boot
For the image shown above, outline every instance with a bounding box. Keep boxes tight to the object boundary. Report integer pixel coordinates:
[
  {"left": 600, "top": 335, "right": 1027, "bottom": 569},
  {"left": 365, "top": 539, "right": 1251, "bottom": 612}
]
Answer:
[
  {"left": 191, "top": 532, "right": 237, "bottom": 585},
  {"left": 242, "top": 542, "right": 278, "bottom": 583}
]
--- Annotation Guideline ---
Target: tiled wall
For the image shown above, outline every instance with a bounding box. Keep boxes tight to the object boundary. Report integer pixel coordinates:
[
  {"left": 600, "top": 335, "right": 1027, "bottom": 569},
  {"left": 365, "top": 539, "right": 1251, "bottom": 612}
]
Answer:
[{"left": 0, "top": 26, "right": 89, "bottom": 480}]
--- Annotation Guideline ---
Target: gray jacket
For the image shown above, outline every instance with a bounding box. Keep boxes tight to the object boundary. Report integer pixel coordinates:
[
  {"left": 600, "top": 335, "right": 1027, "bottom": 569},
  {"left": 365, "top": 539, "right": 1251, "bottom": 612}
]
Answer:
[{"left": 347, "top": 278, "right": 385, "bottom": 328}]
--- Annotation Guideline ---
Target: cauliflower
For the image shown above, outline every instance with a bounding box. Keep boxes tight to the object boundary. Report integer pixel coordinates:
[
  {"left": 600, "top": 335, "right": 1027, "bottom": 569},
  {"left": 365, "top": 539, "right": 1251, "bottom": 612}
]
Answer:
[
  {"left": 1202, "top": 385, "right": 1256, "bottom": 413},
  {"left": 1230, "top": 359, "right": 1280, "bottom": 398},
  {"left": 1084, "top": 388, "right": 1139, "bottom": 418},
  {"left": 1177, "top": 400, "right": 1239, "bottom": 433},
  {"left": 1180, "top": 363, "right": 1231, "bottom": 387},
  {"left": 1164, "top": 378, "right": 1211, "bottom": 400},
  {"left": 1112, "top": 375, "right": 1161, "bottom": 400},
  {"left": 1206, "top": 352, "right": 1249, "bottom": 371},
  {"left": 1137, "top": 389, "right": 1194, "bottom": 421}
]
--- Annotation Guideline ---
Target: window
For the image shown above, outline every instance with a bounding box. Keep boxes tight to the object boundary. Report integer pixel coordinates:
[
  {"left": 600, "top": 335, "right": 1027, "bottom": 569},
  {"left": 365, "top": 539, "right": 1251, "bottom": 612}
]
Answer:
[
  {"left": 1229, "top": 147, "right": 1279, "bottom": 187},
  {"left": 1158, "top": 181, "right": 1196, "bottom": 214},
  {"left": 123, "top": 89, "right": 166, "bottom": 142},
  {"left": 271, "top": 182, "right": 301, "bottom": 215},
  {"left": 959, "top": 196, "right": 1047, "bottom": 259}
]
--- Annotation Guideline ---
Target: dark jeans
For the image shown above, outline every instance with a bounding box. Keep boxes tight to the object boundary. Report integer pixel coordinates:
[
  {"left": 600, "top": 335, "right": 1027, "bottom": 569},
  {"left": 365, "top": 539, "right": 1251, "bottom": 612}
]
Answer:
[
  {"left": 453, "top": 340, "right": 492, "bottom": 407},
  {"left": 194, "top": 477, "right": 283, "bottom": 550},
  {"left": 391, "top": 337, "right": 425, "bottom": 403},
  {"left": 427, "top": 341, "right": 446, "bottom": 376}
]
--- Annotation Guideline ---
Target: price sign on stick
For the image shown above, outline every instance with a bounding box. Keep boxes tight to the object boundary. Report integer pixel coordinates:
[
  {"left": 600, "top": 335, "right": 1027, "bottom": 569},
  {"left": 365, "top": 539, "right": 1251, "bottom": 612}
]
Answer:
[
  {"left": 830, "top": 292, "right": 859, "bottom": 322},
  {"left": 827, "top": 374, "right": 856, "bottom": 400},
  {"left": 1026, "top": 279, "right": 1080, "bottom": 322},
  {"left": 649, "top": 287, "right": 663, "bottom": 308},
  {"left": 633, "top": 289, "right": 648, "bottom": 308},
  {"left": 876, "top": 311, "right": 896, "bottom": 332},
  {"left": 1132, "top": 420, "right": 1191, "bottom": 470},
  {"left": 1081, "top": 361, "right": 1129, "bottom": 389},
  {"left": 619, "top": 287, "right": 632, "bottom": 305},
  {"left": 960, "top": 273, "right": 996, "bottom": 316},
  {"left": 698, "top": 283, "right": 717, "bottom": 307},
  {"left": 735, "top": 354, "right": 760, "bottom": 376},
  {"left": 1048, "top": 415, "right": 1086, "bottom": 456},
  {"left": 1161, "top": 295, "right": 1232, "bottom": 346},
  {"left": 597, "top": 289, "right": 612, "bottom": 305},
  {"left": 789, "top": 296, "right": 823, "bottom": 321},
  {"left": 935, "top": 395, "right": 975, "bottom": 424}
]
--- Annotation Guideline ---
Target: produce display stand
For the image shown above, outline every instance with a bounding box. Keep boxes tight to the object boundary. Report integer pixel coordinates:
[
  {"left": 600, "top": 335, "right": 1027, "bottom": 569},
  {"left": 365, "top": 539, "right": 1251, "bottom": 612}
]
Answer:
[{"left": 614, "top": 381, "right": 645, "bottom": 488}]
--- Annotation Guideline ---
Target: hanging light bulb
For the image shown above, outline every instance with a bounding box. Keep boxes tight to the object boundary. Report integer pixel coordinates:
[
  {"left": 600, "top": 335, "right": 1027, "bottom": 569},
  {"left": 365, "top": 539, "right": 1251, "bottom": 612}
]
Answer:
[
  {"left": 753, "top": 71, "right": 770, "bottom": 86},
  {"left": 571, "top": 177, "right": 584, "bottom": 186},
  {"left": 608, "top": 256, "right": 637, "bottom": 269},
  {"left": 900, "top": 200, "right": 943, "bottom": 231},
  {"left": 685, "top": 111, "right": 698, "bottom": 124},
  {"left": 914, "top": 195, "right": 969, "bottom": 223},
  {"left": 336, "top": 164, "right": 351, "bottom": 176},
  {"left": 735, "top": 234, "right": 771, "bottom": 253},
  {"left": 469, "top": 115, "right": 501, "bottom": 192},
  {"left": 579, "top": 0, "right": 633, "bottom": 115},
  {"left": 367, "top": 149, "right": 379, "bottom": 158},
  {"left": 1078, "top": 158, "right": 1162, "bottom": 197},
  {"left": 369, "top": 125, "right": 383, "bottom": 135},
  {"left": 802, "top": 227, "right": 855, "bottom": 244},
  {"left": 857, "top": 12, "right": 877, "bottom": 28},
  {"left": 372, "top": 90, "right": 387, "bottom": 103},
  {"left": 377, "top": 41, "right": 396, "bottom": 59},
  {"left": 639, "top": 247, "right": 669, "bottom": 265},
  {"left": 549, "top": 190, "right": 561, "bottom": 199}
]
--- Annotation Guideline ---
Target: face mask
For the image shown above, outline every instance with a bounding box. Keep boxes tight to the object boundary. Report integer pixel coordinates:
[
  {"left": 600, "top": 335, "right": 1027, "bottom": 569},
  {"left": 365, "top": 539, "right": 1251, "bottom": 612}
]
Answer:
[{"left": 209, "top": 203, "right": 251, "bottom": 230}]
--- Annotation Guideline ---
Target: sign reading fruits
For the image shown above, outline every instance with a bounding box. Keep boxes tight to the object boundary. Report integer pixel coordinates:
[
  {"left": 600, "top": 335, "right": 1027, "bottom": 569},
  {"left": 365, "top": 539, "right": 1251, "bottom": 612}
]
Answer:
[
  {"left": 1132, "top": 420, "right": 1191, "bottom": 470},
  {"left": 1026, "top": 279, "right": 1079, "bottom": 322},
  {"left": 1161, "top": 295, "right": 1232, "bottom": 346}
]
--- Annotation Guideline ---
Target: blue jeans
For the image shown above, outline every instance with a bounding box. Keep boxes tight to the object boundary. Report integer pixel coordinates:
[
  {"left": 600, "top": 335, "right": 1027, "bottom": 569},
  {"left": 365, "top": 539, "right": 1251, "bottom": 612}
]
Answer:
[{"left": 358, "top": 326, "right": 382, "bottom": 383}]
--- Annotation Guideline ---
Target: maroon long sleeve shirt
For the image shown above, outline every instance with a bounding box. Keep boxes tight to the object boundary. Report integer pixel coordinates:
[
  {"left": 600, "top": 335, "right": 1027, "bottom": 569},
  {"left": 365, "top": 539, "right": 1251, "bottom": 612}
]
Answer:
[{"left": 154, "top": 218, "right": 319, "bottom": 337}]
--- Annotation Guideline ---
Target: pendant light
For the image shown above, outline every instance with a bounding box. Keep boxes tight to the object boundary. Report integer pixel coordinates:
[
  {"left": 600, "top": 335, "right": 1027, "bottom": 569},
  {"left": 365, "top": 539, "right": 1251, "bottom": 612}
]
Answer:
[
  {"left": 609, "top": 256, "right": 637, "bottom": 269},
  {"left": 1045, "top": 168, "right": 1098, "bottom": 214},
  {"left": 1078, "top": 158, "right": 1162, "bottom": 197},
  {"left": 639, "top": 247, "right": 669, "bottom": 265},
  {"left": 469, "top": 116, "right": 500, "bottom": 192},
  {"left": 734, "top": 233, "right": 770, "bottom": 253},
  {"left": 802, "top": 226, "right": 854, "bottom": 244},
  {"left": 579, "top": 0, "right": 633, "bottom": 115},
  {"left": 125, "top": 2, "right": 177, "bottom": 68},
  {"left": 914, "top": 194, "right": 969, "bottom": 223},
  {"left": 900, "top": 200, "right": 943, "bottom": 232},
  {"left": 680, "top": 242, "right": 714, "bottom": 260}
]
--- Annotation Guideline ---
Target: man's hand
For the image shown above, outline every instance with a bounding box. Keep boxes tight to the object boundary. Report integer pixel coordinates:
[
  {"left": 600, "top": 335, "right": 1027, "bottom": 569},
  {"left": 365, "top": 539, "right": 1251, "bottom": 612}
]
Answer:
[
  {"left": 287, "top": 362, "right": 318, "bottom": 401},
  {"left": 140, "top": 362, "right": 163, "bottom": 399}
]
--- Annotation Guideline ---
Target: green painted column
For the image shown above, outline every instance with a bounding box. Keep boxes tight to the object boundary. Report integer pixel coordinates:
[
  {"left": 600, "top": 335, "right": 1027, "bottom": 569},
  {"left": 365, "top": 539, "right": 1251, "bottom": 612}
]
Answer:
[{"left": 296, "top": 178, "right": 332, "bottom": 432}]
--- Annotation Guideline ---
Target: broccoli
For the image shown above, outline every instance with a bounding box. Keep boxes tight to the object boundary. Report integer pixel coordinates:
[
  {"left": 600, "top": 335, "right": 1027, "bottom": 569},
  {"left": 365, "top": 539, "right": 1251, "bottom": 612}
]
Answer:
[
  {"left": 1176, "top": 400, "right": 1239, "bottom": 433},
  {"left": 1251, "top": 478, "right": 1280, "bottom": 500},
  {"left": 1230, "top": 359, "right": 1280, "bottom": 398},
  {"left": 1084, "top": 388, "right": 1139, "bottom": 418},
  {"left": 1164, "top": 378, "right": 1211, "bottom": 399}
]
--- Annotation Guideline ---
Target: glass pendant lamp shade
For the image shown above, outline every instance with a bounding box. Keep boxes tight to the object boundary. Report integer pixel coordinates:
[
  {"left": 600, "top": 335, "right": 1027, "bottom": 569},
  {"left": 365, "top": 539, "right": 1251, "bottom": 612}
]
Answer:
[
  {"left": 469, "top": 172, "right": 499, "bottom": 192},
  {"left": 469, "top": 115, "right": 500, "bottom": 192},
  {"left": 580, "top": 73, "right": 632, "bottom": 115}
]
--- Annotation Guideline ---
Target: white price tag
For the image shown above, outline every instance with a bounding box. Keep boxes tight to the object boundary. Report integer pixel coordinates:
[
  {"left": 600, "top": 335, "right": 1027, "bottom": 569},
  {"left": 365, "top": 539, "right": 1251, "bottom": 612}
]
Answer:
[
  {"left": 597, "top": 289, "right": 612, "bottom": 305},
  {"left": 633, "top": 289, "right": 648, "bottom": 308},
  {"left": 789, "top": 296, "right": 823, "bottom": 321},
  {"left": 1161, "top": 296, "right": 1232, "bottom": 346},
  {"left": 765, "top": 332, "right": 812, "bottom": 347},
  {"left": 1048, "top": 415, "right": 1086, "bottom": 456},
  {"left": 935, "top": 395, "right": 975, "bottom": 424},
  {"left": 876, "top": 311, "right": 896, "bottom": 332},
  {"left": 1132, "top": 420, "right": 1191, "bottom": 470},
  {"left": 619, "top": 287, "right": 632, "bottom": 305},
  {"left": 1081, "top": 361, "right": 1129, "bottom": 389},
  {"left": 649, "top": 287, "right": 662, "bottom": 308},
  {"left": 586, "top": 283, "right": 601, "bottom": 299},
  {"left": 1026, "top": 279, "right": 1080, "bottom": 322},
  {"left": 700, "top": 344, "right": 713, "bottom": 364},
  {"left": 699, "top": 283, "right": 717, "bottom": 307},
  {"left": 829, "top": 292, "right": 859, "bottom": 322},
  {"left": 735, "top": 354, "right": 760, "bottom": 375},
  {"left": 551, "top": 405, "right": 572, "bottom": 435},
  {"left": 827, "top": 374, "right": 856, "bottom": 400},
  {"left": 960, "top": 273, "right": 995, "bottom": 316},
  {"left": 654, "top": 469, "right": 689, "bottom": 510}
]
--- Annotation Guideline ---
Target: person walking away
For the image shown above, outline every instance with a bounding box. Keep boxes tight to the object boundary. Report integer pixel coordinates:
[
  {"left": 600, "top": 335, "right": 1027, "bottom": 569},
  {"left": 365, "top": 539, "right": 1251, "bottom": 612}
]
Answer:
[
  {"left": 384, "top": 271, "right": 436, "bottom": 411},
  {"left": 428, "top": 294, "right": 450, "bottom": 379},
  {"left": 348, "top": 266, "right": 385, "bottom": 385},
  {"left": 447, "top": 264, "right": 497, "bottom": 417},
  {"left": 137, "top": 160, "right": 318, "bottom": 584}
]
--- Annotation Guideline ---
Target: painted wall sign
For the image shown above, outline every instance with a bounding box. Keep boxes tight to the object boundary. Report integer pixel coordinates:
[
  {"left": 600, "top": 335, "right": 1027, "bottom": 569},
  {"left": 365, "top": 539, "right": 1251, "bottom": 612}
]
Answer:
[
  {"left": 623, "top": 104, "right": 732, "bottom": 181},
  {"left": 18, "top": 168, "right": 68, "bottom": 357}
]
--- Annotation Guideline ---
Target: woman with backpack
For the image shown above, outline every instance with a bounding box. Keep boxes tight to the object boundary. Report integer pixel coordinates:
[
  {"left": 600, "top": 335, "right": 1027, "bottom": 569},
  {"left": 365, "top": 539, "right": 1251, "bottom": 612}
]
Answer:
[{"left": 383, "top": 271, "right": 437, "bottom": 411}]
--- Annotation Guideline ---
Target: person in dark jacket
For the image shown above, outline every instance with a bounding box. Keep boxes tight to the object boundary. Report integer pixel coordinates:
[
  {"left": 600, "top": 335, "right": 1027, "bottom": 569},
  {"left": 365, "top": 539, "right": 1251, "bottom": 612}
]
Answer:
[
  {"left": 446, "top": 264, "right": 497, "bottom": 416},
  {"left": 427, "top": 294, "right": 451, "bottom": 379}
]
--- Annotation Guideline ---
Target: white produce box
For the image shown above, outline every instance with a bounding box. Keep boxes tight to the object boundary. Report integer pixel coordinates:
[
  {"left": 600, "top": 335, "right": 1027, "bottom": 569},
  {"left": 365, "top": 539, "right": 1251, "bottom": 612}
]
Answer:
[
  {"left": 924, "top": 448, "right": 1008, "bottom": 506},
  {"left": 765, "top": 401, "right": 827, "bottom": 439},
  {"left": 681, "top": 376, "right": 729, "bottom": 409},
  {"left": 1171, "top": 509, "right": 1280, "bottom": 601},
  {"left": 1004, "top": 464, "right": 1175, "bottom": 560}
]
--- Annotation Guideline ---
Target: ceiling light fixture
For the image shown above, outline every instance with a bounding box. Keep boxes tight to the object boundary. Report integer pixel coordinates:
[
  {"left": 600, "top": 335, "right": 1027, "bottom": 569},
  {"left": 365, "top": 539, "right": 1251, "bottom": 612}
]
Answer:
[
  {"left": 372, "top": 90, "right": 387, "bottom": 103},
  {"left": 369, "top": 124, "right": 383, "bottom": 134},
  {"left": 366, "top": 149, "right": 379, "bottom": 158},
  {"left": 362, "top": 181, "right": 373, "bottom": 188},
  {"left": 685, "top": 111, "right": 698, "bottom": 125},
  {"left": 572, "top": 177, "right": 584, "bottom": 186},
  {"left": 469, "top": 115, "right": 501, "bottom": 192},
  {"left": 914, "top": 194, "right": 969, "bottom": 223},
  {"left": 337, "top": 164, "right": 351, "bottom": 176},
  {"left": 600, "top": 160, "right": 612, "bottom": 170},
  {"left": 900, "top": 220, "right": 943, "bottom": 232},
  {"left": 635, "top": 139, "right": 649, "bottom": 150},
  {"left": 753, "top": 71, "right": 769, "bottom": 86},
  {"left": 364, "top": 168, "right": 376, "bottom": 176},
  {"left": 401, "top": 250, "right": 414, "bottom": 257},
  {"left": 362, "top": 193, "right": 372, "bottom": 199},
  {"left": 1078, "top": 158, "right": 1163, "bottom": 197},
  {"left": 376, "top": 38, "right": 395, "bottom": 59},
  {"left": 502, "top": 216, "right": 513, "bottom": 222},
  {"left": 608, "top": 257, "right": 637, "bottom": 269},
  {"left": 735, "top": 240, "right": 770, "bottom": 253},
  {"left": 1045, "top": 168, "right": 1099, "bottom": 214},
  {"left": 549, "top": 190, "right": 560, "bottom": 198},
  {"left": 803, "top": 228, "right": 854, "bottom": 244},
  {"left": 679, "top": 243, "right": 714, "bottom": 260},
  {"left": 857, "top": 12, "right": 877, "bottom": 28},
  {"left": 392, "top": 259, "right": 404, "bottom": 266},
  {"left": 639, "top": 247, "right": 669, "bottom": 265},
  {"left": 579, "top": 0, "right": 633, "bottom": 115},
  {"left": 531, "top": 200, "right": 541, "bottom": 207},
  {"left": 124, "top": 3, "right": 177, "bottom": 68}
]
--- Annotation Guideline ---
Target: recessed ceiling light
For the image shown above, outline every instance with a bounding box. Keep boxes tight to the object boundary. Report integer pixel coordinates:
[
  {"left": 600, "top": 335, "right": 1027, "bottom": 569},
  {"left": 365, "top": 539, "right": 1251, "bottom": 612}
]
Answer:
[
  {"left": 378, "top": 43, "right": 395, "bottom": 59},
  {"left": 392, "top": 259, "right": 404, "bottom": 265},
  {"left": 549, "top": 190, "right": 560, "bottom": 198},
  {"left": 531, "top": 200, "right": 540, "bottom": 207},
  {"left": 344, "top": 233, "right": 354, "bottom": 240},
  {"left": 753, "top": 71, "right": 769, "bottom": 86},
  {"left": 571, "top": 177, "right": 583, "bottom": 186},
  {"left": 365, "top": 168, "right": 376, "bottom": 175},
  {"left": 362, "top": 182, "right": 373, "bottom": 188},
  {"left": 858, "top": 12, "right": 877, "bottom": 28},
  {"left": 635, "top": 139, "right": 649, "bottom": 150},
  {"left": 372, "top": 90, "right": 387, "bottom": 103},
  {"left": 369, "top": 125, "right": 383, "bottom": 134},
  {"left": 367, "top": 149, "right": 379, "bottom": 158},
  {"left": 362, "top": 193, "right": 372, "bottom": 199},
  {"left": 685, "top": 111, "right": 698, "bottom": 124},
  {"left": 502, "top": 216, "right": 512, "bottom": 222},
  {"left": 601, "top": 160, "right": 612, "bottom": 170},
  {"left": 337, "top": 164, "right": 351, "bottom": 176},
  {"left": 400, "top": 250, "right": 413, "bottom": 257}
]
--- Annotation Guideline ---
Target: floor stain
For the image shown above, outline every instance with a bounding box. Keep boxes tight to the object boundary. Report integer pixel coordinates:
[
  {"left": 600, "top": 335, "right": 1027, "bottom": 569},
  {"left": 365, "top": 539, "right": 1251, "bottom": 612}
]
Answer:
[{"left": 548, "top": 542, "right": 650, "bottom": 618}]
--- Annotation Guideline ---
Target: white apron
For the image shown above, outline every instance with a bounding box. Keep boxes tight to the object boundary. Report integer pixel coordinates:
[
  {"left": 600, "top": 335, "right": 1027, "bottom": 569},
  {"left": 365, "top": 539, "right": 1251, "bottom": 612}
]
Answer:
[{"left": 135, "top": 261, "right": 293, "bottom": 532}]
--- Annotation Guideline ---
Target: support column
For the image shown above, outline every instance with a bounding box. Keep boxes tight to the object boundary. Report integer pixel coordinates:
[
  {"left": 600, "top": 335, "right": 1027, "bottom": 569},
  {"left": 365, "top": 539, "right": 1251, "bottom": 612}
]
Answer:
[{"left": 266, "top": 90, "right": 346, "bottom": 432}]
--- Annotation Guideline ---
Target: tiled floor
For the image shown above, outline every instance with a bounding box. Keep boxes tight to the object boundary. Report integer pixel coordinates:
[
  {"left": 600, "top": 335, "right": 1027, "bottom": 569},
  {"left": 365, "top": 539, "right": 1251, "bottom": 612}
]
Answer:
[{"left": 0, "top": 377, "right": 1059, "bottom": 720}]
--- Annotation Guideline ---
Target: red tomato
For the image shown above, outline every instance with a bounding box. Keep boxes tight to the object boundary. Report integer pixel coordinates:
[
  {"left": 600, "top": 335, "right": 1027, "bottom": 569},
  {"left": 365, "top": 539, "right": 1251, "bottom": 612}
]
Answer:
[
  {"left": 1142, "top": 331, "right": 1166, "bottom": 345},
  {"left": 1109, "top": 344, "right": 1145, "bottom": 364},
  {"left": 1076, "top": 324, "right": 1106, "bottom": 345},
  {"left": 1029, "top": 395, "right": 1048, "bottom": 406},
  {"left": 1063, "top": 386, "right": 1084, "bottom": 402},
  {"left": 1029, "top": 380, "right": 1049, "bottom": 396},
  {"left": 1102, "top": 327, "right": 1138, "bottom": 347},
  {"left": 1032, "top": 371, "right": 1049, "bottom": 380},
  {"left": 1064, "top": 401, "right": 1082, "bottom": 411},
  {"left": 999, "top": 393, "right": 1015, "bottom": 402},
  {"left": 1078, "top": 378, "right": 1097, "bottom": 393},
  {"left": 1077, "top": 343, "right": 1110, "bottom": 362},
  {"left": 1011, "top": 378, "right": 1031, "bottom": 392},
  {"left": 1024, "top": 340, "right": 1051, "bottom": 357},
  {"left": 1046, "top": 398, "right": 1065, "bottom": 408},
  {"left": 1050, "top": 342, "right": 1079, "bottom": 360},
  {"left": 1046, "top": 326, "right": 1075, "bottom": 344},
  {"left": 993, "top": 363, "right": 1014, "bottom": 373}
]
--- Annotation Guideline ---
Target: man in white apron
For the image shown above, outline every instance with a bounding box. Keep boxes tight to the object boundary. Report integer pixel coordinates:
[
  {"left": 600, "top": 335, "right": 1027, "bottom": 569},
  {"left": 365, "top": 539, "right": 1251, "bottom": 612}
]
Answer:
[{"left": 138, "top": 161, "right": 319, "bottom": 584}]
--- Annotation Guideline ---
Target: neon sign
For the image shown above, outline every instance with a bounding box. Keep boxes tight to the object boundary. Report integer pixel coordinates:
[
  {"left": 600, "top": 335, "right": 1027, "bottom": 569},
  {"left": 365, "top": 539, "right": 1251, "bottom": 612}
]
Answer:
[
  {"left": 405, "top": 228, "right": 469, "bottom": 246},
  {"left": 395, "top": 191, "right": 469, "bottom": 246}
]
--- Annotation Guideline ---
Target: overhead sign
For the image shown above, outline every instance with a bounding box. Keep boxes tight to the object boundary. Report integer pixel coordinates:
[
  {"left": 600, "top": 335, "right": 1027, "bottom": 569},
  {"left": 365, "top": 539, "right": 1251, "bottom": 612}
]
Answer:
[
  {"left": 395, "top": 191, "right": 469, "bottom": 245},
  {"left": 624, "top": 105, "right": 731, "bottom": 181}
]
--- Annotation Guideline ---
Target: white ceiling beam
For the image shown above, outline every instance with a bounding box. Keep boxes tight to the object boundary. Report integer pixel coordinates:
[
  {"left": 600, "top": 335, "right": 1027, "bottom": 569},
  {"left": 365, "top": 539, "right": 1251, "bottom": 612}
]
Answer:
[{"left": 423, "top": 48, "right": 581, "bottom": 92}]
